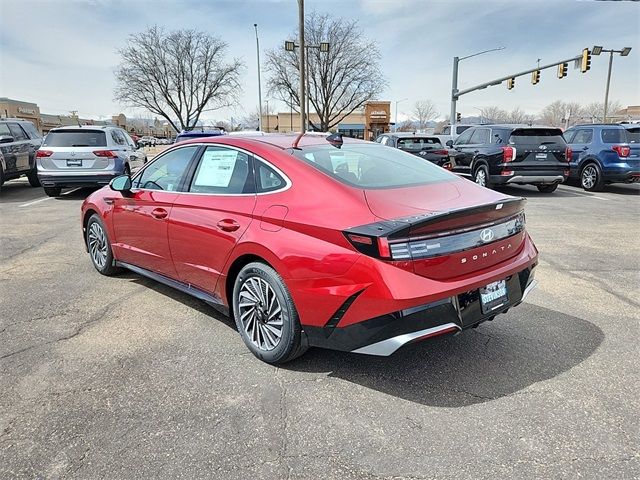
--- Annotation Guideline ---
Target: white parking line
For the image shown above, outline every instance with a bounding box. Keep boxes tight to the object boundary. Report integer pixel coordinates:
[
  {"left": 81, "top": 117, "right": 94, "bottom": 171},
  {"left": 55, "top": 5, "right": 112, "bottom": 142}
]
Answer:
[
  {"left": 558, "top": 187, "right": 610, "bottom": 201},
  {"left": 18, "top": 187, "right": 82, "bottom": 207},
  {"left": 18, "top": 197, "right": 53, "bottom": 208}
]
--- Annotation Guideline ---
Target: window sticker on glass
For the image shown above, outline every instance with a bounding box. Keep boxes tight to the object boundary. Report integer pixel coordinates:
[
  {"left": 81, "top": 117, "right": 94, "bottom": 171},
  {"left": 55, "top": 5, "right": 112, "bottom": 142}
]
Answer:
[{"left": 194, "top": 149, "right": 239, "bottom": 187}]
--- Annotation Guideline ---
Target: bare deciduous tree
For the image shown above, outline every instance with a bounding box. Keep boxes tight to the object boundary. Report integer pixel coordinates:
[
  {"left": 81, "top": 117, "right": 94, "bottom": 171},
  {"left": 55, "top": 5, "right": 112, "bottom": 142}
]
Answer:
[
  {"left": 266, "top": 12, "right": 387, "bottom": 131},
  {"left": 479, "top": 106, "right": 509, "bottom": 123},
  {"left": 396, "top": 119, "right": 417, "bottom": 132},
  {"left": 114, "top": 26, "right": 244, "bottom": 132},
  {"left": 539, "top": 101, "right": 584, "bottom": 128},
  {"left": 412, "top": 100, "right": 438, "bottom": 130},
  {"left": 582, "top": 101, "right": 622, "bottom": 122},
  {"left": 505, "top": 107, "right": 534, "bottom": 124}
]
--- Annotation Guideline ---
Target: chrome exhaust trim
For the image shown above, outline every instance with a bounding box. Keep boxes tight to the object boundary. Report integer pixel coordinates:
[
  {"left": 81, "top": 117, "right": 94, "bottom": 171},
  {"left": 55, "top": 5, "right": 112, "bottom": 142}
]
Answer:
[{"left": 351, "top": 322, "right": 461, "bottom": 357}]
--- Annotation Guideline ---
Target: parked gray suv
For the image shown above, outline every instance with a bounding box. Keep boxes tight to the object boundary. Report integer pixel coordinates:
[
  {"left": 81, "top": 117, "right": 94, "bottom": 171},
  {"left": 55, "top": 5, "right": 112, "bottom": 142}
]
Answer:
[
  {"left": 0, "top": 118, "right": 43, "bottom": 193},
  {"left": 37, "top": 125, "right": 142, "bottom": 197}
]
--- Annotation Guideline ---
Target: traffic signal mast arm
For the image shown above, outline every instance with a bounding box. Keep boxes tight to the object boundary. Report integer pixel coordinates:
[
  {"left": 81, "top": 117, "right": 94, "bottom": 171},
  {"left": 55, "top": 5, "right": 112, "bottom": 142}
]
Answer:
[{"left": 453, "top": 54, "right": 582, "bottom": 100}]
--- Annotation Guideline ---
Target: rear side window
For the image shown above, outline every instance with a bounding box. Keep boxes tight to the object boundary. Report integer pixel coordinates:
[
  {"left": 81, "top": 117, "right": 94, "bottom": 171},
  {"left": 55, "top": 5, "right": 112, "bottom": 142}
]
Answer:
[
  {"left": 469, "top": 128, "right": 490, "bottom": 144},
  {"left": 8, "top": 124, "right": 27, "bottom": 141},
  {"left": 509, "top": 128, "right": 566, "bottom": 146},
  {"left": 189, "top": 146, "right": 251, "bottom": 194},
  {"left": 396, "top": 137, "right": 442, "bottom": 151},
  {"left": 601, "top": 129, "right": 625, "bottom": 144},
  {"left": 292, "top": 143, "right": 454, "bottom": 189},
  {"left": 20, "top": 122, "right": 41, "bottom": 139},
  {"left": 43, "top": 130, "right": 107, "bottom": 147},
  {"left": 625, "top": 128, "right": 640, "bottom": 143},
  {"left": 256, "top": 162, "right": 286, "bottom": 192}
]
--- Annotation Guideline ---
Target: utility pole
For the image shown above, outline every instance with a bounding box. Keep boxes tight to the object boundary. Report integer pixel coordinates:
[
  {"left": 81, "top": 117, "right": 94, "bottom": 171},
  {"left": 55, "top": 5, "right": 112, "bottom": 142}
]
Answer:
[
  {"left": 254, "top": 24, "right": 263, "bottom": 132},
  {"left": 298, "top": 0, "right": 306, "bottom": 133},
  {"left": 590, "top": 46, "right": 631, "bottom": 123}
]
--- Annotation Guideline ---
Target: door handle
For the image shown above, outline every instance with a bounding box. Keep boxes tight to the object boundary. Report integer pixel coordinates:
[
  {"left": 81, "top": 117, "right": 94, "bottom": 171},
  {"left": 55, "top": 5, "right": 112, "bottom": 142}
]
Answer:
[
  {"left": 151, "top": 208, "right": 168, "bottom": 219},
  {"left": 217, "top": 219, "right": 241, "bottom": 232}
]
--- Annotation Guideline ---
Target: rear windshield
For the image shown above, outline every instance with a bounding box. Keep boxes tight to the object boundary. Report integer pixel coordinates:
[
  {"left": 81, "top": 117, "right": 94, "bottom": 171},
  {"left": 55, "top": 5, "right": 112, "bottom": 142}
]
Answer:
[
  {"left": 43, "top": 130, "right": 107, "bottom": 147},
  {"left": 601, "top": 128, "right": 626, "bottom": 144},
  {"left": 396, "top": 137, "right": 442, "bottom": 151},
  {"left": 291, "top": 143, "right": 455, "bottom": 189},
  {"left": 625, "top": 127, "right": 640, "bottom": 143},
  {"left": 508, "top": 128, "right": 566, "bottom": 146}
]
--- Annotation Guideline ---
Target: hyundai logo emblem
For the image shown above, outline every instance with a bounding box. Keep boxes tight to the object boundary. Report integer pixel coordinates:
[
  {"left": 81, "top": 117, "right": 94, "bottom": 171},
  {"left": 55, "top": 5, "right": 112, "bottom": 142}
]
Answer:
[
  {"left": 539, "top": 145, "right": 547, "bottom": 150},
  {"left": 480, "top": 228, "right": 494, "bottom": 243}
]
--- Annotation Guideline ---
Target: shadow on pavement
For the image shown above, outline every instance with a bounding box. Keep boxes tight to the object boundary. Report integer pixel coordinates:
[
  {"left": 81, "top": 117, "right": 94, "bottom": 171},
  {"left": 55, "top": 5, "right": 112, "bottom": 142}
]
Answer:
[
  {"left": 284, "top": 303, "right": 603, "bottom": 408},
  {"left": 599, "top": 184, "right": 640, "bottom": 195},
  {"left": 54, "top": 187, "right": 101, "bottom": 200}
]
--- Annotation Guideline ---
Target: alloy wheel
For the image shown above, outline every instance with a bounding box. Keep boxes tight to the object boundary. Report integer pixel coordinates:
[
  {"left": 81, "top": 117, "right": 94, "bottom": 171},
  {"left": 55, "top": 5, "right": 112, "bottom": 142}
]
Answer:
[
  {"left": 88, "top": 222, "right": 108, "bottom": 269},
  {"left": 475, "top": 168, "right": 487, "bottom": 187},
  {"left": 582, "top": 166, "right": 596, "bottom": 189},
  {"left": 238, "top": 277, "right": 284, "bottom": 351}
]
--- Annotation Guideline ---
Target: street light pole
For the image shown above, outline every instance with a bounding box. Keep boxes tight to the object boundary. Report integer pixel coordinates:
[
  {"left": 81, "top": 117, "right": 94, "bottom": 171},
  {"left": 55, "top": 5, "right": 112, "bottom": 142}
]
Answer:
[
  {"left": 298, "top": 0, "right": 306, "bottom": 133},
  {"left": 603, "top": 51, "right": 614, "bottom": 123},
  {"left": 254, "top": 24, "right": 263, "bottom": 132},
  {"left": 394, "top": 98, "right": 408, "bottom": 132}
]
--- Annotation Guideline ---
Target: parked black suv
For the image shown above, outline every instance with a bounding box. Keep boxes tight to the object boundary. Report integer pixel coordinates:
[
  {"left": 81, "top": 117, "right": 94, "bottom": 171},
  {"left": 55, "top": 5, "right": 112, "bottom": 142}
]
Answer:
[
  {"left": 0, "top": 118, "right": 43, "bottom": 193},
  {"left": 447, "top": 124, "right": 570, "bottom": 192}
]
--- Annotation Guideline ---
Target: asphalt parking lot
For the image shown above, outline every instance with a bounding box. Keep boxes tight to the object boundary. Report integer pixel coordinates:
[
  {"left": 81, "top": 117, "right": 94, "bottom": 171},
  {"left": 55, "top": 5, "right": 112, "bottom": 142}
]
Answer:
[{"left": 1, "top": 178, "right": 638, "bottom": 479}]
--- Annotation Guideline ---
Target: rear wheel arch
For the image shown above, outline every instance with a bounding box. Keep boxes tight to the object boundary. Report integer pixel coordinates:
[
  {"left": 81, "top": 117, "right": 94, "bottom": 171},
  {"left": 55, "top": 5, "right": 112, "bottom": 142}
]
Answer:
[
  {"left": 224, "top": 253, "right": 276, "bottom": 312},
  {"left": 471, "top": 157, "right": 489, "bottom": 173}
]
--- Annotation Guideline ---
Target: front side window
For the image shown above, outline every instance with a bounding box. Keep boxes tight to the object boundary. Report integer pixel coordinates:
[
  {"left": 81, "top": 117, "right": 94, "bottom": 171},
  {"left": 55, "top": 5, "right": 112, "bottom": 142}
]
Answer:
[
  {"left": 0, "top": 123, "right": 11, "bottom": 137},
  {"left": 134, "top": 146, "right": 198, "bottom": 191},
  {"left": 8, "top": 124, "right": 27, "bottom": 141},
  {"left": 291, "top": 143, "right": 455, "bottom": 189},
  {"left": 563, "top": 130, "right": 576, "bottom": 143},
  {"left": 572, "top": 129, "right": 593, "bottom": 144},
  {"left": 454, "top": 127, "right": 474, "bottom": 146},
  {"left": 189, "top": 146, "right": 251, "bottom": 194}
]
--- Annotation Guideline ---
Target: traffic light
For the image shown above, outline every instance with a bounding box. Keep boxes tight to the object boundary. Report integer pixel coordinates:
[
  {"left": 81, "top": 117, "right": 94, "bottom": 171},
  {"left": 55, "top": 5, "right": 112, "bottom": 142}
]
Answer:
[
  {"left": 456, "top": 112, "right": 461, "bottom": 122},
  {"left": 531, "top": 70, "right": 540, "bottom": 85},
  {"left": 580, "top": 48, "right": 591, "bottom": 73},
  {"left": 558, "top": 62, "right": 568, "bottom": 78},
  {"left": 507, "top": 77, "right": 515, "bottom": 90}
]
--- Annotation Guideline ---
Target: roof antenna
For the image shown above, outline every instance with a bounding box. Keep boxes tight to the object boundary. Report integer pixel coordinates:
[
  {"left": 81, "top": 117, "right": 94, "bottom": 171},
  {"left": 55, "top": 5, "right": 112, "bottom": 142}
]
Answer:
[{"left": 292, "top": 130, "right": 306, "bottom": 149}]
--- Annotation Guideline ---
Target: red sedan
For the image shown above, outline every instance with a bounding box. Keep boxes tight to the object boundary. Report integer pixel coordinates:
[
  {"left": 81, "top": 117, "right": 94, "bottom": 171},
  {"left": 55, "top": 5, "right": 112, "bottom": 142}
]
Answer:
[{"left": 81, "top": 133, "right": 538, "bottom": 363}]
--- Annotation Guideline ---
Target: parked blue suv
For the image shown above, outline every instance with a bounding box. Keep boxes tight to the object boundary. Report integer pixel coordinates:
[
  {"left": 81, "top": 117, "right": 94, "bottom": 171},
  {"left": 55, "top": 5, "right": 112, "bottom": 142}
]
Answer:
[{"left": 564, "top": 123, "right": 639, "bottom": 191}]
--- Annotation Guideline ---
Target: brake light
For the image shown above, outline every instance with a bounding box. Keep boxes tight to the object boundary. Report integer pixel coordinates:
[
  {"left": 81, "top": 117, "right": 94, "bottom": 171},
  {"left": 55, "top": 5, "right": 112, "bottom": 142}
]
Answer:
[
  {"left": 565, "top": 147, "right": 572, "bottom": 162},
  {"left": 344, "top": 232, "right": 391, "bottom": 259},
  {"left": 612, "top": 145, "right": 630, "bottom": 158},
  {"left": 93, "top": 150, "right": 118, "bottom": 158},
  {"left": 36, "top": 150, "right": 53, "bottom": 157},
  {"left": 501, "top": 146, "right": 515, "bottom": 163},
  {"left": 377, "top": 237, "right": 391, "bottom": 258},
  {"left": 432, "top": 149, "right": 449, "bottom": 155}
]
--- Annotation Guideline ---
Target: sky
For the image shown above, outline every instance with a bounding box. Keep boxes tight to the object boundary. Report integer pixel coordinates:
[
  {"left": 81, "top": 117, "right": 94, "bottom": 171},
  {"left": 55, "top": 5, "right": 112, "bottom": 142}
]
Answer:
[{"left": 1, "top": 0, "right": 638, "bottom": 125}]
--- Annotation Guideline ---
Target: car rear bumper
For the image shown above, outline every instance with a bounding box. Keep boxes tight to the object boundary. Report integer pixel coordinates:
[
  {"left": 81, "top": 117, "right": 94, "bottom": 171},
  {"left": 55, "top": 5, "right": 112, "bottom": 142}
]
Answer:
[
  {"left": 38, "top": 172, "right": 119, "bottom": 187},
  {"left": 603, "top": 170, "right": 640, "bottom": 183},
  {"left": 303, "top": 263, "right": 537, "bottom": 355},
  {"left": 492, "top": 173, "right": 567, "bottom": 185}
]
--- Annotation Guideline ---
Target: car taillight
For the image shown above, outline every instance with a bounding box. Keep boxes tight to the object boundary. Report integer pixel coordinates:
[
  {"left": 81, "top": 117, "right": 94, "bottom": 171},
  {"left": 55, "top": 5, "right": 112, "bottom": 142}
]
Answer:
[
  {"left": 36, "top": 150, "right": 53, "bottom": 157},
  {"left": 432, "top": 149, "right": 449, "bottom": 155},
  {"left": 565, "top": 147, "right": 572, "bottom": 162},
  {"left": 93, "top": 150, "right": 118, "bottom": 158},
  {"left": 612, "top": 145, "right": 630, "bottom": 157},
  {"left": 345, "top": 233, "right": 391, "bottom": 259},
  {"left": 501, "top": 146, "right": 515, "bottom": 163}
]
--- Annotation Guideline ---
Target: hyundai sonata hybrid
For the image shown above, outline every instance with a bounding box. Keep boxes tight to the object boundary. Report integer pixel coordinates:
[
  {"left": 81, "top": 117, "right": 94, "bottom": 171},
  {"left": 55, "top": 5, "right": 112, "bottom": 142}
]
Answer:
[{"left": 81, "top": 133, "right": 538, "bottom": 364}]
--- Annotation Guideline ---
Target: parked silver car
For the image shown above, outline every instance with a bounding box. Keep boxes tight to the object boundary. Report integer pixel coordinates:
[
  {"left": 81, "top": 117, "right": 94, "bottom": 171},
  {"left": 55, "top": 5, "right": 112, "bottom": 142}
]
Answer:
[{"left": 37, "top": 126, "right": 143, "bottom": 197}]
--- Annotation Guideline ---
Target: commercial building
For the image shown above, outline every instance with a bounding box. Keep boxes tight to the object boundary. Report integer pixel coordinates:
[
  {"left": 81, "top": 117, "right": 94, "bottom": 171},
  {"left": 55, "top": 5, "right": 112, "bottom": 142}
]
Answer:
[
  {"left": 0, "top": 97, "right": 42, "bottom": 131},
  {"left": 261, "top": 100, "right": 391, "bottom": 140}
]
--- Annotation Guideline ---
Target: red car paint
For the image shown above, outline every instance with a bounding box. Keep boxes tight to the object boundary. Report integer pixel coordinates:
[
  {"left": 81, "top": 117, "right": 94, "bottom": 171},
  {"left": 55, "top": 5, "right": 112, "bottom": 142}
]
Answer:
[{"left": 82, "top": 134, "right": 538, "bottom": 355}]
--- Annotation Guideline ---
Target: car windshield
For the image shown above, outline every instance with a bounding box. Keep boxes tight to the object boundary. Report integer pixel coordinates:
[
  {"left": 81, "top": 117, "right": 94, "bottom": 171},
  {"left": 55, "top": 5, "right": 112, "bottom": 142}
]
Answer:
[
  {"left": 625, "top": 127, "right": 640, "bottom": 143},
  {"left": 508, "top": 128, "right": 566, "bottom": 146},
  {"left": 291, "top": 143, "right": 455, "bottom": 189},
  {"left": 396, "top": 137, "right": 442, "bottom": 151},
  {"left": 42, "top": 130, "right": 107, "bottom": 147}
]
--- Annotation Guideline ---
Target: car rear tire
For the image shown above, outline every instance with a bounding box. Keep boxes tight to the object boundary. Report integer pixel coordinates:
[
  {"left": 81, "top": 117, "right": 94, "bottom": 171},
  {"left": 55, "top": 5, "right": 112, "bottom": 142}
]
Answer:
[
  {"left": 86, "top": 214, "right": 120, "bottom": 276},
  {"left": 536, "top": 183, "right": 558, "bottom": 193},
  {"left": 27, "top": 168, "right": 41, "bottom": 187},
  {"left": 43, "top": 186, "right": 62, "bottom": 197},
  {"left": 581, "top": 163, "right": 604, "bottom": 192},
  {"left": 232, "top": 262, "right": 308, "bottom": 364},
  {"left": 473, "top": 164, "right": 492, "bottom": 189}
]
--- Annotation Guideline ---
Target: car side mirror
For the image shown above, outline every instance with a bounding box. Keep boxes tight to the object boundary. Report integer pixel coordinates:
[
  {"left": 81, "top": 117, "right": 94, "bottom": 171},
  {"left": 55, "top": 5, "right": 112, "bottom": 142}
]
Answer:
[
  {"left": 0, "top": 135, "right": 15, "bottom": 144},
  {"left": 445, "top": 140, "right": 453, "bottom": 147},
  {"left": 110, "top": 174, "right": 132, "bottom": 192}
]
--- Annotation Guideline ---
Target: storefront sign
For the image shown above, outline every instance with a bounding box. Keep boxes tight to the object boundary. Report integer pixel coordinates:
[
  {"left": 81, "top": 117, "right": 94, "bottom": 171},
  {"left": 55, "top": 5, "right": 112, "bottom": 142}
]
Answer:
[{"left": 18, "top": 107, "right": 37, "bottom": 116}]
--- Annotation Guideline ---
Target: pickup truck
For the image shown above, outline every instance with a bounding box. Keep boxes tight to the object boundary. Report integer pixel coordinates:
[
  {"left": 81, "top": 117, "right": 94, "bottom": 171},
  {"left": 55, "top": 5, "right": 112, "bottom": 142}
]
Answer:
[{"left": 433, "top": 124, "right": 475, "bottom": 144}]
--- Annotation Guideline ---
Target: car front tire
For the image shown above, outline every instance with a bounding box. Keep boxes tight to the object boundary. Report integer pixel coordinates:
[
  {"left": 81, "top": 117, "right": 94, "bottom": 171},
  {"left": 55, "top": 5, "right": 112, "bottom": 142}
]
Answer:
[
  {"left": 581, "top": 163, "right": 604, "bottom": 192},
  {"left": 86, "top": 214, "right": 120, "bottom": 276},
  {"left": 232, "top": 262, "right": 308, "bottom": 364},
  {"left": 27, "top": 166, "right": 41, "bottom": 187}
]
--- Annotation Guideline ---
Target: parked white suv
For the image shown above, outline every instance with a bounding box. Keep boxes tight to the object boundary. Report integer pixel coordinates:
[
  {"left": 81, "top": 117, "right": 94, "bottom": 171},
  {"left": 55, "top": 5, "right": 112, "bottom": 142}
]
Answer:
[{"left": 36, "top": 126, "right": 143, "bottom": 197}]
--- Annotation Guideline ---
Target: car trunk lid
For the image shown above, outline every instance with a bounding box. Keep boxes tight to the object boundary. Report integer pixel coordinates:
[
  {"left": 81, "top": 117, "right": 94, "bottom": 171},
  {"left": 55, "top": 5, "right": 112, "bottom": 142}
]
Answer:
[{"left": 506, "top": 128, "right": 568, "bottom": 172}]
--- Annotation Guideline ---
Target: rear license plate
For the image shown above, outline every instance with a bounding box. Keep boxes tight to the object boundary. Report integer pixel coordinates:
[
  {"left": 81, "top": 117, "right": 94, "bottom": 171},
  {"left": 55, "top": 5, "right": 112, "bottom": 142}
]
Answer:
[
  {"left": 535, "top": 153, "right": 548, "bottom": 160},
  {"left": 479, "top": 279, "right": 508, "bottom": 314},
  {"left": 66, "top": 159, "right": 82, "bottom": 167}
]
